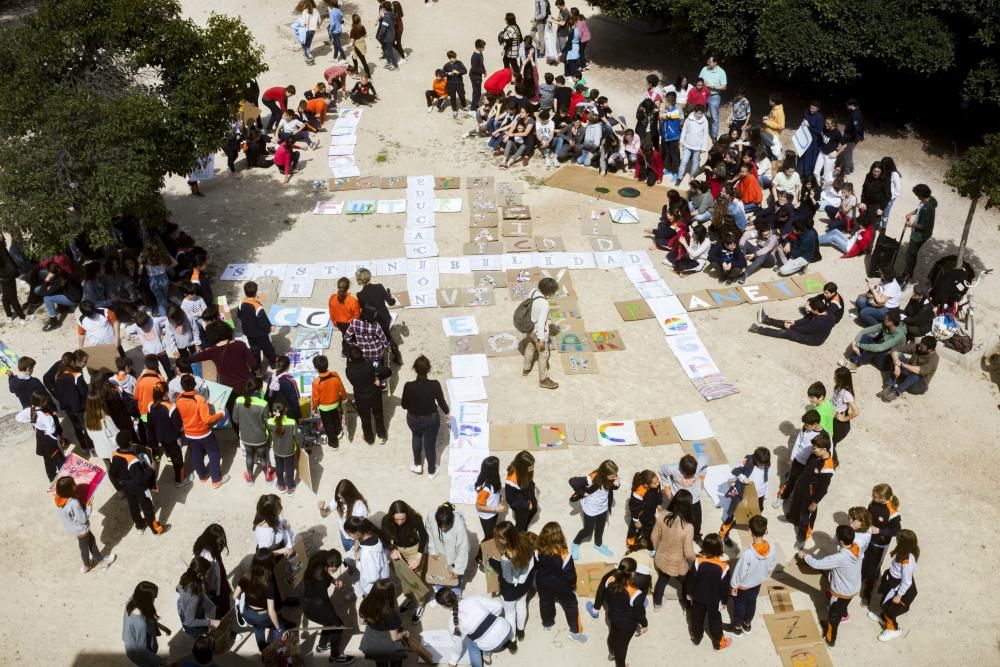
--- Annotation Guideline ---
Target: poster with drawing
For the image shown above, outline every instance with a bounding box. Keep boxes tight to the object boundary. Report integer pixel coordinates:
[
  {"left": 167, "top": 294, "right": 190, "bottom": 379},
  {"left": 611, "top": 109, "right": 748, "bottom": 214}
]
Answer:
[
  {"left": 448, "top": 448, "right": 490, "bottom": 475},
  {"left": 47, "top": 454, "right": 106, "bottom": 503},
  {"left": 312, "top": 201, "right": 345, "bottom": 215},
  {"left": 483, "top": 331, "right": 521, "bottom": 357},
  {"left": 442, "top": 316, "right": 479, "bottom": 337},
  {"left": 596, "top": 420, "right": 639, "bottom": 446},
  {"left": 449, "top": 403, "right": 490, "bottom": 450},
  {"left": 293, "top": 326, "right": 333, "bottom": 350}
]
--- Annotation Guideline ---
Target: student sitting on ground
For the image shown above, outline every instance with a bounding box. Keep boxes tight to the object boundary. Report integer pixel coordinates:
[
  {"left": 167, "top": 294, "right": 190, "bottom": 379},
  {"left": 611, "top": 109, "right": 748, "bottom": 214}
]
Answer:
[
  {"left": 707, "top": 234, "right": 747, "bottom": 285},
  {"left": 776, "top": 217, "right": 820, "bottom": 276},
  {"left": 349, "top": 74, "right": 378, "bottom": 106},
  {"left": 749, "top": 295, "right": 835, "bottom": 346},
  {"left": 879, "top": 336, "right": 938, "bottom": 403},
  {"left": 424, "top": 69, "right": 449, "bottom": 112},
  {"left": 840, "top": 311, "right": 907, "bottom": 372},
  {"left": 819, "top": 210, "right": 875, "bottom": 258},
  {"left": 738, "top": 219, "right": 779, "bottom": 283}
]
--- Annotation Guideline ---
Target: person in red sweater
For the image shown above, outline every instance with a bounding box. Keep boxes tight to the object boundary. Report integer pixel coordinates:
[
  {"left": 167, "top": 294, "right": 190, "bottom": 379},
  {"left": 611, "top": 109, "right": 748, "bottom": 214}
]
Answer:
[
  {"left": 635, "top": 142, "right": 663, "bottom": 187},
  {"left": 483, "top": 66, "right": 515, "bottom": 97},
  {"left": 273, "top": 137, "right": 300, "bottom": 184},
  {"left": 685, "top": 78, "right": 710, "bottom": 110},
  {"left": 820, "top": 212, "right": 876, "bottom": 258},
  {"left": 262, "top": 85, "right": 296, "bottom": 133}
]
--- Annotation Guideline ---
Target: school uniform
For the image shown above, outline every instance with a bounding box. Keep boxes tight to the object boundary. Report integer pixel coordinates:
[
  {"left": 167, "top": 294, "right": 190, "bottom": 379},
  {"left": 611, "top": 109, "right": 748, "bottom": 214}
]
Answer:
[
  {"left": 146, "top": 400, "right": 185, "bottom": 484},
  {"left": 109, "top": 448, "right": 162, "bottom": 533},
  {"left": 787, "top": 454, "right": 834, "bottom": 543},
  {"left": 627, "top": 482, "right": 662, "bottom": 547},
  {"left": 729, "top": 542, "right": 776, "bottom": 630},
  {"left": 355, "top": 534, "right": 391, "bottom": 597},
  {"left": 535, "top": 550, "right": 581, "bottom": 632},
  {"left": 659, "top": 455, "right": 709, "bottom": 539},
  {"left": 570, "top": 472, "right": 618, "bottom": 548},
  {"left": 719, "top": 455, "right": 768, "bottom": 540},
  {"left": 15, "top": 406, "right": 66, "bottom": 480},
  {"left": 804, "top": 543, "right": 862, "bottom": 645},
  {"left": 505, "top": 472, "right": 537, "bottom": 531},
  {"left": 267, "top": 417, "right": 298, "bottom": 491},
  {"left": 594, "top": 572, "right": 647, "bottom": 667},
  {"left": 175, "top": 389, "right": 225, "bottom": 483},
  {"left": 487, "top": 554, "right": 536, "bottom": 632},
  {"left": 8, "top": 372, "right": 44, "bottom": 409},
  {"left": 776, "top": 427, "right": 819, "bottom": 501},
  {"left": 862, "top": 501, "right": 901, "bottom": 602},
  {"left": 310, "top": 371, "right": 347, "bottom": 446},
  {"left": 134, "top": 369, "right": 167, "bottom": 446},
  {"left": 446, "top": 596, "right": 513, "bottom": 667},
  {"left": 55, "top": 369, "right": 94, "bottom": 451},
  {"left": 237, "top": 297, "right": 276, "bottom": 368},
  {"left": 878, "top": 556, "right": 917, "bottom": 631},
  {"left": 125, "top": 318, "right": 173, "bottom": 379},
  {"left": 267, "top": 371, "right": 302, "bottom": 420},
  {"left": 475, "top": 483, "right": 502, "bottom": 541},
  {"left": 685, "top": 555, "right": 730, "bottom": 649}
]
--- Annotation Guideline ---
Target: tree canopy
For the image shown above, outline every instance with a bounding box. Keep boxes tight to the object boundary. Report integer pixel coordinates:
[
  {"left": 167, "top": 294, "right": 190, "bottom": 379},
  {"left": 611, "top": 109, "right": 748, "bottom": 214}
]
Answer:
[
  {"left": 945, "top": 132, "right": 1000, "bottom": 208},
  {"left": 591, "top": 0, "right": 1000, "bottom": 108},
  {"left": 0, "top": 0, "right": 266, "bottom": 255}
]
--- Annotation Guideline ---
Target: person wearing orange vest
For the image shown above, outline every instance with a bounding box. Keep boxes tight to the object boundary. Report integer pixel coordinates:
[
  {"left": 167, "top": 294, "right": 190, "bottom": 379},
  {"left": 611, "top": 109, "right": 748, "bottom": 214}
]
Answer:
[
  {"left": 237, "top": 281, "right": 276, "bottom": 370},
  {"left": 108, "top": 432, "right": 166, "bottom": 535},
  {"left": 328, "top": 277, "right": 361, "bottom": 357},
  {"left": 175, "top": 374, "right": 228, "bottom": 487},
  {"left": 134, "top": 354, "right": 167, "bottom": 449},
  {"left": 310, "top": 355, "right": 347, "bottom": 449}
]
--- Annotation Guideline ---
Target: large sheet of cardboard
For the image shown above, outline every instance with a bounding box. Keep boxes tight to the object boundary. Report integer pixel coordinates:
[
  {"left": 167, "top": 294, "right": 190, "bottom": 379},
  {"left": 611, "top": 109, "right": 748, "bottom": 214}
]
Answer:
[
  {"left": 576, "top": 562, "right": 616, "bottom": 598},
  {"left": 635, "top": 418, "right": 681, "bottom": 446},
  {"left": 393, "top": 558, "right": 431, "bottom": 602},
  {"left": 546, "top": 165, "right": 666, "bottom": 213},
  {"left": 425, "top": 555, "right": 460, "bottom": 587},
  {"left": 680, "top": 438, "right": 728, "bottom": 466},
  {"left": 82, "top": 344, "right": 118, "bottom": 373}
]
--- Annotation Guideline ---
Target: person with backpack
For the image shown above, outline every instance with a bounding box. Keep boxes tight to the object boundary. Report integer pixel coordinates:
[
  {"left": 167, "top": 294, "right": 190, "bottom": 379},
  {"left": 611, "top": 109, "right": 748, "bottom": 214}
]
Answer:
[{"left": 515, "top": 277, "right": 559, "bottom": 389}]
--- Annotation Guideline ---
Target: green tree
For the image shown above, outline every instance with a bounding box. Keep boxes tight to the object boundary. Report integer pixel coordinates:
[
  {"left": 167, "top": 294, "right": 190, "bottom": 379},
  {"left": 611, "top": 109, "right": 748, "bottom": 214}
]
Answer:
[
  {"left": 0, "top": 0, "right": 266, "bottom": 255},
  {"left": 590, "top": 0, "right": 999, "bottom": 106},
  {"left": 944, "top": 133, "right": 1000, "bottom": 267}
]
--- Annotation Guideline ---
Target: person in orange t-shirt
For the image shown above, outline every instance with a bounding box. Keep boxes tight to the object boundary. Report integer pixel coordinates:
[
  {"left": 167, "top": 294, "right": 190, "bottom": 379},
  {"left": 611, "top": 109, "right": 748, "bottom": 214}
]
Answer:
[
  {"left": 328, "top": 277, "right": 361, "bottom": 356},
  {"left": 424, "top": 70, "right": 448, "bottom": 112},
  {"left": 304, "top": 95, "right": 330, "bottom": 126},
  {"left": 736, "top": 162, "right": 763, "bottom": 211}
]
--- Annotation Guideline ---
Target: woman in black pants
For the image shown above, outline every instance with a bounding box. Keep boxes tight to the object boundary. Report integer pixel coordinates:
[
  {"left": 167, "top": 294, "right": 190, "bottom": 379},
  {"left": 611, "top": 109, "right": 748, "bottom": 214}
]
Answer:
[
  {"left": 399, "top": 355, "right": 449, "bottom": 478},
  {"left": 344, "top": 344, "right": 387, "bottom": 446},
  {"left": 302, "top": 550, "right": 355, "bottom": 664},
  {"left": 592, "top": 558, "right": 648, "bottom": 667},
  {"left": 504, "top": 451, "right": 537, "bottom": 531}
]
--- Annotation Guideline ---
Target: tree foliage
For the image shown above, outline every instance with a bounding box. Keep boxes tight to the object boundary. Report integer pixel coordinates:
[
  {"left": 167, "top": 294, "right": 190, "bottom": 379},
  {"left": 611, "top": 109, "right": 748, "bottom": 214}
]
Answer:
[
  {"left": 0, "top": 0, "right": 267, "bottom": 255},
  {"left": 589, "top": 0, "right": 999, "bottom": 105},
  {"left": 945, "top": 133, "right": 1000, "bottom": 209}
]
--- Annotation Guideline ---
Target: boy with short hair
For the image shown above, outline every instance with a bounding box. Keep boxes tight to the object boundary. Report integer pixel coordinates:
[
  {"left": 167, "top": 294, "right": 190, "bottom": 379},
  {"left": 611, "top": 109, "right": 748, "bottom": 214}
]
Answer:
[
  {"left": 442, "top": 50, "right": 468, "bottom": 118},
  {"left": 659, "top": 91, "right": 682, "bottom": 182},
  {"left": 469, "top": 39, "right": 487, "bottom": 110},
  {"left": 718, "top": 447, "right": 770, "bottom": 547},
  {"left": 539, "top": 72, "right": 556, "bottom": 112},
  {"left": 728, "top": 515, "right": 775, "bottom": 636},
  {"left": 109, "top": 431, "right": 166, "bottom": 536},
  {"left": 660, "top": 453, "right": 709, "bottom": 544},
  {"left": 787, "top": 432, "right": 834, "bottom": 549},
  {"left": 425, "top": 69, "right": 449, "bottom": 112},
  {"left": 237, "top": 281, "right": 276, "bottom": 370},
  {"left": 772, "top": 410, "right": 823, "bottom": 509},
  {"left": 311, "top": 355, "right": 348, "bottom": 449},
  {"left": 807, "top": 381, "right": 835, "bottom": 438},
  {"left": 9, "top": 356, "right": 45, "bottom": 409},
  {"left": 821, "top": 282, "right": 844, "bottom": 322},
  {"left": 175, "top": 373, "right": 228, "bottom": 487},
  {"left": 798, "top": 524, "right": 861, "bottom": 647},
  {"left": 54, "top": 475, "right": 116, "bottom": 573}
]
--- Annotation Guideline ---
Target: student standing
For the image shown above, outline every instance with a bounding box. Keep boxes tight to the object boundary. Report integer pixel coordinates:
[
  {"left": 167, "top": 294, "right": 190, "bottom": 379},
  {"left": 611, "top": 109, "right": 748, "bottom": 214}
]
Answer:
[
  {"left": 268, "top": 400, "right": 299, "bottom": 495},
  {"left": 718, "top": 447, "right": 770, "bottom": 547},
  {"left": 649, "top": 490, "right": 695, "bottom": 608},
  {"left": 869, "top": 529, "right": 919, "bottom": 641},
  {"left": 443, "top": 51, "right": 468, "bottom": 118},
  {"left": 267, "top": 355, "right": 301, "bottom": 420},
  {"left": 436, "top": 590, "right": 513, "bottom": 667},
  {"left": 8, "top": 357, "right": 45, "bottom": 408},
  {"left": 328, "top": 277, "right": 361, "bottom": 357},
  {"left": 146, "top": 387, "right": 186, "bottom": 488},
  {"left": 84, "top": 388, "right": 121, "bottom": 476},
  {"left": 345, "top": 344, "right": 388, "bottom": 446},
  {"left": 699, "top": 56, "right": 727, "bottom": 140},
  {"left": 127, "top": 312, "right": 173, "bottom": 379},
  {"left": 535, "top": 522, "right": 587, "bottom": 642},
  {"left": 55, "top": 350, "right": 95, "bottom": 453},
  {"left": 807, "top": 381, "right": 836, "bottom": 440},
  {"left": 383, "top": 500, "right": 430, "bottom": 621},
  {"left": 787, "top": 432, "right": 834, "bottom": 550},
  {"left": 861, "top": 484, "right": 902, "bottom": 605},
  {"left": 54, "top": 476, "right": 116, "bottom": 573},
  {"left": 320, "top": 478, "right": 369, "bottom": 554},
  {"left": 569, "top": 460, "right": 620, "bottom": 560},
  {"left": 505, "top": 451, "right": 538, "bottom": 531},
  {"left": 728, "top": 515, "right": 775, "bottom": 636},
  {"left": 349, "top": 14, "right": 371, "bottom": 78},
  {"left": 774, "top": 409, "right": 825, "bottom": 509},
  {"left": 237, "top": 281, "right": 276, "bottom": 371},
  {"left": 841, "top": 98, "right": 864, "bottom": 174},
  {"left": 686, "top": 534, "right": 732, "bottom": 650},
  {"left": 375, "top": 1, "right": 398, "bottom": 70},
  {"left": 232, "top": 550, "right": 284, "bottom": 651},
  {"left": 798, "top": 524, "right": 862, "bottom": 647},
  {"left": 359, "top": 579, "right": 409, "bottom": 667},
  {"left": 190, "top": 321, "right": 260, "bottom": 437},
  {"left": 487, "top": 522, "right": 537, "bottom": 648},
  {"left": 899, "top": 184, "right": 936, "bottom": 285},
  {"left": 518, "top": 277, "right": 560, "bottom": 389},
  {"left": 660, "top": 453, "right": 709, "bottom": 543},
  {"left": 174, "top": 374, "right": 228, "bottom": 488},
  {"left": 176, "top": 557, "right": 219, "bottom": 638},
  {"left": 311, "top": 355, "right": 348, "bottom": 448},
  {"left": 355, "top": 268, "right": 399, "bottom": 365},
  {"left": 18, "top": 391, "right": 67, "bottom": 480},
  {"left": 109, "top": 432, "right": 166, "bottom": 536},
  {"left": 831, "top": 367, "right": 859, "bottom": 445},
  {"left": 123, "top": 581, "right": 171, "bottom": 667},
  {"left": 326, "top": 0, "right": 346, "bottom": 61},
  {"left": 344, "top": 517, "right": 391, "bottom": 598},
  {"left": 299, "top": 0, "right": 321, "bottom": 64},
  {"left": 303, "top": 550, "right": 355, "bottom": 664},
  {"left": 469, "top": 39, "right": 487, "bottom": 111},
  {"left": 400, "top": 354, "right": 448, "bottom": 474},
  {"left": 193, "top": 524, "right": 232, "bottom": 619},
  {"left": 627, "top": 470, "right": 661, "bottom": 549},
  {"left": 592, "top": 558, "right": 649, "bottom": 666}
]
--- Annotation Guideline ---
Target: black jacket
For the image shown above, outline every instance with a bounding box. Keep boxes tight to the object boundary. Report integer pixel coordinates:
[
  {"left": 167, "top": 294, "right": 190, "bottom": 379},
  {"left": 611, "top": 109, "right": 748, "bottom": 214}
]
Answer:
[{"left": 357, "top": 283, "right": 395, "bottom": 330}]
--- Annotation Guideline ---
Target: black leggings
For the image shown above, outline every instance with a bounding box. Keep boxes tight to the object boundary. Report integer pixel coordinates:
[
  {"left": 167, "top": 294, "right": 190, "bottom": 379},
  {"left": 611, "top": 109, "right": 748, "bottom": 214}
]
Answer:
[
  {"left": 124, "top": 489, "right": 157, "bottom": 530},
  {"left": 67, "top": 412, "right": 94, "bottom": 451},
  {"left": 513, "top": 506, "right": 536, "bottom": 532},
  {"left": 352, "top": 53, "right": 371, "bottom": 78},
  {"left": 319, "top": 408, "right": 343, "bottom": 446},
  {"left": 833, "top": 416, "right": 851, "bottom": 445},
  {"left": 538, "top": 588, "right": 581, "bottom": 632},
  {"left": 689, "top": 601, "right": 723, "bottom": 648},
  {"left": 393, "top": 35, "right": 404, "bottom": 59},
  {"left": 574, "top": 512, "right": 608, "bottom": 547},
  {"left": 245, "top": 444, "right": 271, "bottom": 475},
  {"left": 42, "top": 450, "right": 67, "bottom": 482},
  {"left": 607, "top": 621, "right": 637, "bottom": 667},
  {"left": 77, "top": 531, "right": 102, "bottom": 566},
  {"left": 1, "top": 278, "right": 24, "bottom": 319},
  {"left": 448, "top": 87, "right": 467, "bottom": 112}
]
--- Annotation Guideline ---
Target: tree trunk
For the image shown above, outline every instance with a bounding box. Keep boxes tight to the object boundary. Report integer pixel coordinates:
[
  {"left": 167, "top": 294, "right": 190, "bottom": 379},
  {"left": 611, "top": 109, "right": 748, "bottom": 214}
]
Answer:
[{"left": 955, "top": 196, "right": 978, "bottom": 269}]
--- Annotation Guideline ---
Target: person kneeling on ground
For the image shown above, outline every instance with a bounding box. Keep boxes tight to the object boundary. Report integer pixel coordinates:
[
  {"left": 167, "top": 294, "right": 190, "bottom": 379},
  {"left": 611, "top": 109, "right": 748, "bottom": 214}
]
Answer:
[
  {"left": 749, "top": 296, "right": 835, "bottom": 346},
  {"left": 878, "top": 336, "right": 938, "bottom": 403},
  {"left": 839, "top": 311, "right": 907, "bottom": 372}
]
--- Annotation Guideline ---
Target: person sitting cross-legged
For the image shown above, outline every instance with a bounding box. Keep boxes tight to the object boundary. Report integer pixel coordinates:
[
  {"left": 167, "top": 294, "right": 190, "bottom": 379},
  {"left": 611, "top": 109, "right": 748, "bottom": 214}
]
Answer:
[
  {"left": 839, "top": 311, "right": 907, "bottom": 372},
  {"left": 749, "top": 296, "right": 835, "bottom": 346},
  {"left": 707, "top": 234, "right": 747, "bottom": 285}
]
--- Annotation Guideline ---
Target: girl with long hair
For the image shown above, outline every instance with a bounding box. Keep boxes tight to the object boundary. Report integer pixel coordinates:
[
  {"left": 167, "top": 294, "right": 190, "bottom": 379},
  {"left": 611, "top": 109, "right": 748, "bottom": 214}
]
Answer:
[
  {"left": 649, "top": 489, "right": 696, "bottom": 608},
  {"left": 344, "top": 516, "right": 391, "bottom": 597},
  {"left": 860, "top": 484, "right": 902, "bottom": 606},
  {"left": 505, "top": 451, "right": 537, "bottom": 531},
  {"left": 302, "top": 549, "right": 354, "bottom": 663},
  {"left": 832, "top": 366, "right": 859, "bottom": 445},
  {"left": 267, "top": 399, "right": 299, "bottom": 494},
  {"left": 425, "top": 502, "right": 470, "bottom": 596},
  {"left": 592, "top": 557, "right": 648, "bottom": 666},
  {"left": 487, "top": 521, "right": 537, "bottom": 648},
  {"left": 627, "top": 469, "right": 661, "bottom": 549},
  {"left": 382, "top": 500, "right": 429, "bottom": 621},
  {"left": 535, "top": 522, "right": 587, "bottom": 641},
  {"left": 359, "top": 579, "right": 410, "bottom": 667},
  {"left": 349, "top": 14, "right": 371, "bottom": 78},
  {"left": 16, "top": 390, "right": 66, "bottom": 481},
  {"left": 176, "top": 556, "right": 220, "bottom": 638},
  {"left": 435, "top": 588, "right": 512, "bottom": 666},
  {"left": 870, "top": 529, "right": 918, "bottom": 641},
  {"left": 85, "top": 381, "right": 120, "bottom": 469},
  {"left": 320, "top": 478, "right": 370, "bottom": 553},
  {"left": 123, "top": 581, "right": 171, "bottom": 666},
  {"left": 231, "top": 377, "right": 272, "bottom": 485},
  {"left": 473, "top": 456, "right": 506, "bottom": 568},
  {"left": 267, "top": 355, "right": 301, "bottom": 419},
  {"left": 253, "top": 494, "right": 295, "bottom": 559},
  {"left": 193, "top": 524, "right": 231, "bottom": 617},
  {"left": 233, "top": 549, "right": 284, "bottom": 651},
  {"left": 569, "top": 459, "right": 620, "bottom": 560}
]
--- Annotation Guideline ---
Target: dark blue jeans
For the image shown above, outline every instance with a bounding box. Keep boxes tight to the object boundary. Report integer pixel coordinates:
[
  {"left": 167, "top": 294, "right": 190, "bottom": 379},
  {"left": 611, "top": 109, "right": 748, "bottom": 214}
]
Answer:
[
  {"left": 886, "top": 356, "right": 928, "bottom": 394},
  {"left": 189, "top": 432, "right": 222, "bottom": 482},
  {"left": 732, "top": 585, "right": 760, "bottom": 627},
  {"left": 329, "top": 31, "right": 346, "bottom": 59},
  {"left": 407, "top": 413, "right": 439, "bottom": 474},
  {"left": 850, "top": 334, "right": 890, "bottom": 369},
  {"left": 242, "top": 605, "right": 275, "bottom": 650}
]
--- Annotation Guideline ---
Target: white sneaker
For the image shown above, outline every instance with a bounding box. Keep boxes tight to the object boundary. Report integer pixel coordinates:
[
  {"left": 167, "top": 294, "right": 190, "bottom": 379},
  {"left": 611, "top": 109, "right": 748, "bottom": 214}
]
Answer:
[
  {"left": 426, "top": 106, "right": 434, "bottom": 113},
  {"left": 428, "top": 469, "right": 440, "bottom": 480},
  {"left": 136, "top": 527, "right": 146, "bottom": 536},
  {"left": 428, "top": 599, "right": 438, "bottom": 608},
  {"left": 399, "top": 58, "right": 407, "bottom": 64},
  {"left": 771, "top": 497, "right": 783, "bottom": 509},
  {"left": 867, "top": 611, "right": 882, "bottom": 623},
  {"left": 409, "top": 464, "right": 423, "bottom": 475},
  {"left": 379, "top": 437, "right": 388, "bottom": 445},
  {"left": 100, "top": 553, "right": 118, "bottom": 571},
  {"left": 878, "top": 629, "right": 901, "bottom": 642}
]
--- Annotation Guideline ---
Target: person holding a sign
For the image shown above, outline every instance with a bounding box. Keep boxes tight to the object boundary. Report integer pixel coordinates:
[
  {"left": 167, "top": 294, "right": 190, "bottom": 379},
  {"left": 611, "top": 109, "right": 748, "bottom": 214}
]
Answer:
[
  {"left": 382, "top": 500, "right": 430, "bottom": 622},
  {"left": 425, "top": 503, "right": 470, "bottom": 597},
  {"left": 54, "top": 476, "right": 116, "bottom": 573},
  {"left": 718, "top": 447, "right": 770, "bottom": 547}
]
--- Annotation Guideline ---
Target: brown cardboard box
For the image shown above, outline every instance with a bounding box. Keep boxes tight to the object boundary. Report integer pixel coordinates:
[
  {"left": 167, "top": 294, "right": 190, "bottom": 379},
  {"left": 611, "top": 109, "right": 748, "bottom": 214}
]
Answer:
[
  {"left": 82, "top": 344, "right": 119, "bottom": 373},
  {"left": 393, "top": 558, "right": 431, "bottom": 602}
]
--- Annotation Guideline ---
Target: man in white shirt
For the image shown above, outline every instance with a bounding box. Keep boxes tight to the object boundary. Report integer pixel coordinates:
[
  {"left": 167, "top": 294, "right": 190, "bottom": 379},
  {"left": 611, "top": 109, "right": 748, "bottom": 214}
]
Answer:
[
  {"left": 521, "top": 277, "right": 559, "bottom": 389},
  {"left": 698, "top": 55, "right": 727, "bottom": 140}
]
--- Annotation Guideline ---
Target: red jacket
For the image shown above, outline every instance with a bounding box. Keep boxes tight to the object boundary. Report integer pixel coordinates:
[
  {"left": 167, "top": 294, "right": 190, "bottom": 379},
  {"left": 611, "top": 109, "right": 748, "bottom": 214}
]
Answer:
[
  {"left": 842, "top": 225, "right": 875, "bottom": 258},
  {"left": 635, "top": 149, "right": 663, "bottom": 183}
]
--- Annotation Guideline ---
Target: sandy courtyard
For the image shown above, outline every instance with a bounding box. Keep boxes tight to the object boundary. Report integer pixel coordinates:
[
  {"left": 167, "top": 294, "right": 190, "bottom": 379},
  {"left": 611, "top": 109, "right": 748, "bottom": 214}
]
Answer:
[{"left": 1, "top": 1, "right": 999, "bottom": 666}]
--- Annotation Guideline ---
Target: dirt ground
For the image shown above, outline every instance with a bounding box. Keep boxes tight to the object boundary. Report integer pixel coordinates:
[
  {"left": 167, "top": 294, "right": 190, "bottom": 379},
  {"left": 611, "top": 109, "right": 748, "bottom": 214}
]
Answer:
[{"left": 2, "top": 1, "right": 999, "bottom": 665}]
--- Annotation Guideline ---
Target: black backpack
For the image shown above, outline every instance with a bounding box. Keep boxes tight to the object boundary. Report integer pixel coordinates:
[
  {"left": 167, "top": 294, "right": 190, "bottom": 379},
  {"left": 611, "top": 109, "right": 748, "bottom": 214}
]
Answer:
[{"left": 513, "top": 295, "right": 543, "bottom": 333}]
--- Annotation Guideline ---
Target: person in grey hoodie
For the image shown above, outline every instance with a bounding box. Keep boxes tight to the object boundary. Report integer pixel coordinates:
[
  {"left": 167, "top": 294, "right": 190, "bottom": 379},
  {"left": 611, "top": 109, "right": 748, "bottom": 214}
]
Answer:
[
  {"left": 425, "top": 503, "right": 470, "bottom": 596},
  {"left": 727, "top": 515, "right": 776, "bottom": 635},
  {"left": 798, "top": 524, "right": 862, "bottom": 648},
  {"left": 675, "top": 105, "right": 710, "bottom": 185},
  {"left": 123, "top": 581, "right": 170, "bottom": 667},
  {"left": 176, "top": 556, "right": 219, "bottom": 638},
  {"left": 54, "top": 476, "right": 116, "bottom": 573}
]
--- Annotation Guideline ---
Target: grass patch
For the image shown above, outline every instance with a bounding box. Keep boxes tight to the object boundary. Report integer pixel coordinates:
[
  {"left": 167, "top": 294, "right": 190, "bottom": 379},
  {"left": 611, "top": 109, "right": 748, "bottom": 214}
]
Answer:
[{"left": 376, "top": 151, "right": 388, "bottom": 163}]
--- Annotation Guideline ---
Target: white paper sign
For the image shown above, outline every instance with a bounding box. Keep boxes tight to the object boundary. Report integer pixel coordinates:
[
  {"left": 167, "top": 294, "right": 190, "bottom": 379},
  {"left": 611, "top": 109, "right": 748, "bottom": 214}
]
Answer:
[
  {"left": 406, "top": 209, "right": 436, "bottom": 228},
  {"left": 313, "top": 201, "right": 345, "bottom": 215},
  {"left": 405, "top": 242, "right": 439, "bottom": 259},
  {"left": 442, "top": 316, "right": 479, "bottom": 337},
  {"left": 636, "top": 280, "right": 674, "bottom": 299},
  {"left": 671, "top": 410, "right": 714, "bottom": 440},
  {"left": 595, "top": 419, "right": 640, "bottom": 446},
  {"left": 279, "top": 279, "right": 315, "bottom": 299},
  {"left": 297, "top": 308, "right": 331, "bottom": 329},
  {"left": 220, "top": 264, "right": 253, "bottom": 281},
  {"left": 624, "top": 265, "right": 663, "bottom": 285},
  {"left": 252, "top": 264, "right": 287, "bottom": 280},
  {"left": 446, "top": 376, "right": 488, "bottom": 403},
  {"left": 450, "top": 354, "right": 490, "bottom": 378},
  {"left": 376, "top": 199, "right": 407, "bottom": 214},
  {"left": 666, "top": 335, "right": 721, "bottom": 380},
  {"left": 376, "top": 258, "right": 407, "bottom": 276},
  {"left": 565, "top": 252, "right": 597, "bottom": 269},
  {"left": 439, "top": 257, "right": 471, "bottom": 274},
  {"left": 404, "top": 229, "right": 435, "bottom": 243}
]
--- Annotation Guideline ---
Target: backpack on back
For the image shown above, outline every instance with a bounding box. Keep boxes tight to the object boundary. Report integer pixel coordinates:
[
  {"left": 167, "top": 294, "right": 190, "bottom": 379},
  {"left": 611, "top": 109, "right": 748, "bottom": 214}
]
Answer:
[{"left": 513, "top": 295, "right": 543, "bottom": 334}]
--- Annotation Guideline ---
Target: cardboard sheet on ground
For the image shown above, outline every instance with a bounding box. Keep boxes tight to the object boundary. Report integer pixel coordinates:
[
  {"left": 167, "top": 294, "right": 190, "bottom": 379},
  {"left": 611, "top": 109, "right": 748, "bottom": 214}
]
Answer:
[
  {"left": 466, "top": 176, "right": 494, "bottom": 189},
  {"left": 615, "top": 300, "right": 655, "bottom": 321},
  {"left": 635, "top": 418, "right": 681, "bottom": 446},
  {"left": 82, "top": 345, "right": 118, "bottom": 373},
  {"left": 671, "top": 411, "right": 714, "bottom": 440},
  {"left": 438, "top": 287, "right": 495, "bottom": 308},
  {"left": 469, "top": 211, "right": 499, "bottom": 228},
  {"left": 449, "top": 335, "right": 485, "bottom": 355},
  {"left": 777, "top": 643, "right": 834, "bottom": 667},
  {"left": 380, "top": 176, "right": 407, "bottom": 189},
  {"left": 580, "top": 217, "right": 613, "bottom": 236},
  {"left": 469, "top": 227, "right": 499, "bottom": 242},
  {"left": 534, "top": 235, "right": 566, "bottom": 251},
  {"left": 473, "top": 271, "right": 507, "bottom": 288},
  {"left": 293, "top": 326, "right": 333, "bottom": 350},
  {"left": 450, "top": 354, "right": 490, "bottom": 378},
  {"left": 555, "top": 330, "right": 589, "bottom": 353},
  {"left": 504, "top": 237, "right": 536, "bottom": 253},
  {"left": 765, "top": 278, "right": 806, "bottom": 300},
  {"left": 677, "top": 291, "right": 715, "bottom": 311},
  {"left": 546, "top": 165, "right": 667, "bottom": 213},
  {"left": 425, "top": 555, "right": 460, "bottom": 587},
  {"left": 449, "top": 473, "right": 479, "bottom": 505},
  {"left": 496, "top": 181, "right": 525, "bottom": 195},
  {"left": 446, "top": 376, "right": 487, "bottom": 404},
  {"left": 680, "top": 438, "right": 727, "bottom": 466},
  {"left": 704, "top": 286, "right": 747, "bottom": 308},
  {"left": 576, "top": 562, "right": 616, "bottom": 598},
  {"left": 393, "top": 558, "right": 431, "bottom": 602},
  {"left": 589, "top": 235, "right": 621, "bottom": 252},
  {"left": 561, "top": 351, "right": 599, "bottom": 374},
  {"left": 587, "top": 330, "right": 625, "bottom": 352},
  {"left": 501, "top": 220, "right": 533, "bottom": 237},
  {"left": 419, "top": 629, "right": 471, "bottom": 665},
  {"left": 596, "top": 420, "right": 639, "bottom": 446},
  {"left": 566, "top": 422, "right": 599, "bottom": 446},
  {"left": 328, "top": 176, "right": 359, "bottom": 191},
  {"left": 442, "top": 316, "right": 479, "bottom": 336},
  {"left": 463, "top": 241, "right": 503, "bottom": 256},
  {"left": 792, "top": 272, "right": 828, "bottom": 294},
  {"left": 483, "top": 331, "right": 521, "bottom": 357},
  {"left": 435, "top": 176, "right": 461, "bottom": 189},
  {"left": 480, "top": 538, "right": 502, "bottom": 594},
  {"left": 48, "top": 454, "right": 105, "bottom": 503},
  {"left": 764, "top": 610, "right": 824, "bottom": 651}
]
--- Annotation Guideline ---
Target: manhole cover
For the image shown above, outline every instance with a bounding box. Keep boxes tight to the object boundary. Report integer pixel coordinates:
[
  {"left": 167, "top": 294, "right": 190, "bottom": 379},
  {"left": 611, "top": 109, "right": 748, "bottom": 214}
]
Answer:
[{"left": 0, "top": 412, "right": 31, "bottom": 446}]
